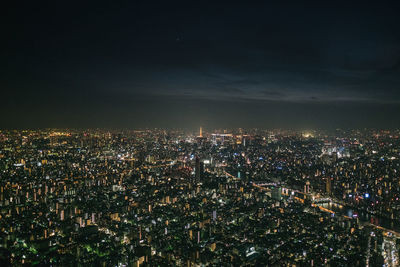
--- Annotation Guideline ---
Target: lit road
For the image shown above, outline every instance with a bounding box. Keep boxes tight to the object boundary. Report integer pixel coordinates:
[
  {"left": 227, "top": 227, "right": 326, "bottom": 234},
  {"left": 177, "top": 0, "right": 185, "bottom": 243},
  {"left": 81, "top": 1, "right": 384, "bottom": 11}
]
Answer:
[{"left": 383, "top": 236, "right": 398, "bottom": 267}]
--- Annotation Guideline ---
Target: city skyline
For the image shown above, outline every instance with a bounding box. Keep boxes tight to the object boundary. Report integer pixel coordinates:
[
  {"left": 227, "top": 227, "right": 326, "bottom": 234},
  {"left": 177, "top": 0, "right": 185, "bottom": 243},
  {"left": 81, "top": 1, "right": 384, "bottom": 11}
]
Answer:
[
  {"left": 1, "top": 128, "right": 399, "bottom": 265},
  {"left": 3, "top": 2, "right": 400, "bottom": 265}
]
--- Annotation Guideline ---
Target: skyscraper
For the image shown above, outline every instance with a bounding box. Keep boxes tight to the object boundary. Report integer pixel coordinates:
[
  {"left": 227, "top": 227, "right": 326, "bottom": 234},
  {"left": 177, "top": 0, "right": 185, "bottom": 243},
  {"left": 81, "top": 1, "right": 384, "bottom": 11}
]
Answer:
[
  {"left": 272, "top": 187, "right": 282, "bottom": 200},
  {"left": 304, "top": 181, "right": 310, "bottom": 194},
  {"left": 195, "top": 156, "right": 201, "bottom": 182},
  {"left": 326, "top": 177, "right": 332, "bottom": 196},
  {"left": 195, "top": 156, "right": 204, "bottom": 182}
]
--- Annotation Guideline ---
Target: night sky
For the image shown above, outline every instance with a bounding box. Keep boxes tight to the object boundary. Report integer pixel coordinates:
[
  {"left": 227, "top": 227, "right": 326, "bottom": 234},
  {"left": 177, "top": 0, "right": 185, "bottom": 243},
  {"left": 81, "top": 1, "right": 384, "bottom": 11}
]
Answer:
[{"left": 2, "top": 1, "right": 400, "bottom": 130}]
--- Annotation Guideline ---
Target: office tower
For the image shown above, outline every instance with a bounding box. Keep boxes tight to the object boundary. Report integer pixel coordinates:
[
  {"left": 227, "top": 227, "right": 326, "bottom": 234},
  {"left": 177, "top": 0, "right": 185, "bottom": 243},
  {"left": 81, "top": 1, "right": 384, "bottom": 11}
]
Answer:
[
  {"left": 304, "top": 181, "right": 310, "bottom": 194},
  {"left": 272, "top": 187, "right": 282, "bottom": 200},
  {"left": 326, "top": 177, "right": 332, "bottom": 196},
  {"left": 200, "top": 161, "right": 204, "bottom": 180},
  {"left": 195, "top": 156, "right": 203, "bottom": 182}
]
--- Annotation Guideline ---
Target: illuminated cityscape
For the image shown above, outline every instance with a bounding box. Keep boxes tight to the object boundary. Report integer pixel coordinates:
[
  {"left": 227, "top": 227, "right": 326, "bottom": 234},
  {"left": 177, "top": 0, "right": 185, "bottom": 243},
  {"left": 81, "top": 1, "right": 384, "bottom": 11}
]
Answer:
[
  {"left": 0, "top": 128, "right": 400, "bottom": 265},
  {"left": 3, "top": 1, "right": 400, "bottom": 266}
]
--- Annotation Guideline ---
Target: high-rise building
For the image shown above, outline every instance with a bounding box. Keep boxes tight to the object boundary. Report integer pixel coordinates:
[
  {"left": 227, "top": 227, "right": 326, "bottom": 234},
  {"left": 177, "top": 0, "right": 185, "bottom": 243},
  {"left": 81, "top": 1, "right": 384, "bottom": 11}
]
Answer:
[
  {"left": 304, "top": 181, "right": 310, "bottom": 194},
  {"left": 195, "top": 156, "right": 200, "bottom": 181},
  {"left": 272, "top": 187, "right": 282, "bottom": 200},
  {"left": 200, "top": 161, "right": 204, "bottom": 179},
  {"left": 326, "top": 177, "right": 332, "bottom": 195},
  {"left": 195, "top": 156, "right": 204, "bottom": 182}
]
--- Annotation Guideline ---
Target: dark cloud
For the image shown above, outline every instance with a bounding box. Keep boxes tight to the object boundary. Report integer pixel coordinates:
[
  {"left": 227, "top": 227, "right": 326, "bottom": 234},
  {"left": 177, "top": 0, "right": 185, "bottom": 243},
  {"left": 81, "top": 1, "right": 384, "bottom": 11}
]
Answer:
[
  {"left": 260, "top": 90, "right": 286, "bottom": 98},
  {"left": 218, "top": 87, "right": 245, "bottom": 95}
]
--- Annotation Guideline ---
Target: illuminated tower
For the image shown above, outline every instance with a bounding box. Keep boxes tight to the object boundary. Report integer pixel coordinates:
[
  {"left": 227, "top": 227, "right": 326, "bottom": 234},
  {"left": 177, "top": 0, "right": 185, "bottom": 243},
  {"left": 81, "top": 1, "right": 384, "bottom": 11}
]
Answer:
[{"left": 196, "top": 127, "right": 206, "bottom": 144}]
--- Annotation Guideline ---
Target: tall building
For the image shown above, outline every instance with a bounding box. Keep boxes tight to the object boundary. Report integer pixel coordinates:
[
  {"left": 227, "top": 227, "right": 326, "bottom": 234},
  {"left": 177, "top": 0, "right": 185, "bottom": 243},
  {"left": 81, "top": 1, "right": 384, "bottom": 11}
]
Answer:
[
  {"left": 304, "top": 181, "right": 310, "bottom": 194},
  {"left": 200, "top": 161, "right": 204, "bottom": 179},
  {"left": 196, "top": 127, "right": 207, "bottom": 144},
  {"left": 326, "top": 177, "right": 332, "bottom": 196},
  {"left": 195, "top": 156, "right": 204, "bottom": 182},
  {"left": 272, "top": 187, "right": 282, "bottom": 200}
]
